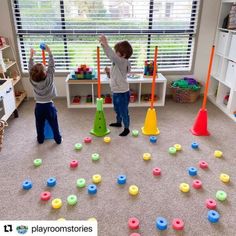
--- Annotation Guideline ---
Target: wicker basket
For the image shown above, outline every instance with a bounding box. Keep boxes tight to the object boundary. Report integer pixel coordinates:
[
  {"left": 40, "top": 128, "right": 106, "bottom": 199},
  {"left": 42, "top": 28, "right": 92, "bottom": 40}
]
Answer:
[
  {"left": 0, "top": 120, "right": 8, "bottom": 151},
  {"left": 171, "top": 84, "right": 201, "bottom": 103}
]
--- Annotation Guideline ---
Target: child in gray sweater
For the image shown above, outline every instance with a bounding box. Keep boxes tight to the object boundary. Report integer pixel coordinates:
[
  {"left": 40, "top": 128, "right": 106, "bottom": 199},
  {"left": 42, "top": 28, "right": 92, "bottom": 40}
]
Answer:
[
  {"left": 99, "top": 35, "right": 133, "bottom": 136},
  {"left": 28, "top": 45, "right": 62, "bottom": 144}
]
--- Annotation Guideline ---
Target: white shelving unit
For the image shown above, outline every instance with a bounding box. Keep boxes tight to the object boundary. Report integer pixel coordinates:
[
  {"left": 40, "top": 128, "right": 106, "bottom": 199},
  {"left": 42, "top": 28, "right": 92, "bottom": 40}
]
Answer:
[
  {"left": 0, "top": 40, "right": 26, "bottom": 118},
  {"left": 66, "top": 73, "right": 167, "bottom": 108},
  {"left": 209, "top": 0, "right": 236, "bottom": 122}
]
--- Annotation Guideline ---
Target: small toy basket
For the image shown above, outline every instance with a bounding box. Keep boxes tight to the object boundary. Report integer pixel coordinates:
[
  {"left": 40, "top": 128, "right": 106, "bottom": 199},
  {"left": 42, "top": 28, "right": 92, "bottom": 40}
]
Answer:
[{"left": 170, "top": 78, "right": 201, "bottom": 103}]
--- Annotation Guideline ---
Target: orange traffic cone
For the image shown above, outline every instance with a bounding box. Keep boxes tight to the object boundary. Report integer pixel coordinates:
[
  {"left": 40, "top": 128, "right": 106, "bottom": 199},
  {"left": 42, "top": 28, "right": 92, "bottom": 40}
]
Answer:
[
  {"left": 190, "top": 108, "right": 209, "bottom": 136},
  {"left": 190, "top": 46, "right": 215, "bottom": 136}
]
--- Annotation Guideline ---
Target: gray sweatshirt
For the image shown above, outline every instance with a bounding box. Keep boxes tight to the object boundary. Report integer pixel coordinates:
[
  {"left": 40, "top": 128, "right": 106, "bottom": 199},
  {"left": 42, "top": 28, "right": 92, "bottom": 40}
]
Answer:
[
  {"left": 102, "top": 45, "right": 131, "bottom": 93},
  {"left": 28, "top": 54, "right": 57, "bottom": 102}
]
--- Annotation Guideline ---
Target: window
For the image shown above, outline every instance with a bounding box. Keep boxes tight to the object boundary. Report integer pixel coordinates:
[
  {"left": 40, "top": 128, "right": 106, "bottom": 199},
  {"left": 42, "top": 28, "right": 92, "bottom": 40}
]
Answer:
[
  {"left": 165, "top": 2, "right": 174, "bottom": 17},
  {"left": 12, "top": 0, "right": 200, "bottom": 72}
]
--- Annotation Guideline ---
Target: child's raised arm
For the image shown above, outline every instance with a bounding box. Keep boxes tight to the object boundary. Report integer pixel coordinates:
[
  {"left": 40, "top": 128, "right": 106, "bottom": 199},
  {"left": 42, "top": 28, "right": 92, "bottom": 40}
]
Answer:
[
  {"left": 99, "top": 35, "right": 124, "bottom": 65},
  {"left": 28, "top": 48, "right": 35, "bottom": 72},
  {"left": 45, "top": 45, "right": 55, "bottom": 75}
]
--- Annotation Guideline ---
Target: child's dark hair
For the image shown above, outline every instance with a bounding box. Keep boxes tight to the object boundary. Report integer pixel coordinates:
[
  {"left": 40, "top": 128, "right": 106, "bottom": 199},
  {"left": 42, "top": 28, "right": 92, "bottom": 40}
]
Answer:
[
  {"left": 30, "top": 63, "right": 46, "bottom": 82},
  {"left": 114, "top": 41, "right": 133, "bottom": 59}
]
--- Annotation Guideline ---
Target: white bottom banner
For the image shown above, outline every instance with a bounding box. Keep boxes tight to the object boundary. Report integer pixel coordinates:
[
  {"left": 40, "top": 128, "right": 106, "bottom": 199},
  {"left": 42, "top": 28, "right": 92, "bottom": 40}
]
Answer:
[{"left": 0, "top": 221, "right": 97, "bottom": 236}]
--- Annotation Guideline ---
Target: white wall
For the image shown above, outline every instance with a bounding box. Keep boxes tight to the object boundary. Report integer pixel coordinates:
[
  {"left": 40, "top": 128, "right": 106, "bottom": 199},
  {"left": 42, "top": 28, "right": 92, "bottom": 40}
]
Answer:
[
  {"left": 0, "top": 0, "right": 221, "bottom": 97},
  {"left": 194, "top": 0, "right": 221, "bottom": 84}
]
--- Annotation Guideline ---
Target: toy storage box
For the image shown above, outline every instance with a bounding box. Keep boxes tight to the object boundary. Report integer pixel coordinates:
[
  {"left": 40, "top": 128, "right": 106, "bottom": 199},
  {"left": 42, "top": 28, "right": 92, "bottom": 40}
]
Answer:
[{"left": 170, "top": 78, "right": 201, "bottom": 103}]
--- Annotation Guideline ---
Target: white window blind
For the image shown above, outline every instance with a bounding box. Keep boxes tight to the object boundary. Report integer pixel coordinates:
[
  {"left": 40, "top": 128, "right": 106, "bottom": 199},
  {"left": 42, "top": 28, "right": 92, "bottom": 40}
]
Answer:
[{"left": 12, "top": 0, "right": 200, "bottom": 72}]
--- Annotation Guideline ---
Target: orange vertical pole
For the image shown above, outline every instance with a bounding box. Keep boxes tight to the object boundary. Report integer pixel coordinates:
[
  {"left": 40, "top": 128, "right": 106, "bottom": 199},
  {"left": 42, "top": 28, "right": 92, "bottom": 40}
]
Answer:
[
  {"left": 42, "top": 50, "right": 46, "bottom": 65},
  {"left": 202, "top": 45, "right": 215, "bottom": 110},
  {"left": 97, "top": 46, "right": 101, "bottom": 99},
  {"left": 151, "top": 46, "right": 158, "bottom": 109}
]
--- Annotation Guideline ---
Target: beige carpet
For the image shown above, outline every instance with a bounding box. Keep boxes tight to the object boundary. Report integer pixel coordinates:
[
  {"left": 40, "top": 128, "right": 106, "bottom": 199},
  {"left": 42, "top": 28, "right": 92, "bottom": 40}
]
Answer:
[{"left": 0, "top": 98, "right": 236, "bottom": 236}]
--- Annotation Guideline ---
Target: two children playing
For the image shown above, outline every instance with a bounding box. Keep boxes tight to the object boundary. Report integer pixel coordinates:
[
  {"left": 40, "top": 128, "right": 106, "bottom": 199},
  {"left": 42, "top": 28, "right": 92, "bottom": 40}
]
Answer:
[{"left": 29, "top": 36, "right": 133, "bottom": 143}]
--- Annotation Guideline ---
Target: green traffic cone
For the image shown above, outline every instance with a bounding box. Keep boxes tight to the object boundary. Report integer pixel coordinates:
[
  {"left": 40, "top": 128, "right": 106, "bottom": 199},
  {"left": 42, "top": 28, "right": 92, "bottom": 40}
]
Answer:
[{"left": 90, "top": 98, "right": 110, "bottom": 137}]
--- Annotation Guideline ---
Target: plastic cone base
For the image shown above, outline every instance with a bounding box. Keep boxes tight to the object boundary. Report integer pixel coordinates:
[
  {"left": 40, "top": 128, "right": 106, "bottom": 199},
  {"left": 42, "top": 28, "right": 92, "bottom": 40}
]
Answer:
[
  {"left": 142, "top": 108, "right": 160, "bottom": 135},
  {"left": 44, "top": 120, "right": 54, "bottom": 139},
  {"left": 90, "top": 110, "right": 110, "bottom": 137},
  {"left": 190, "top": 108, "right": 210, "bottom": 136}
]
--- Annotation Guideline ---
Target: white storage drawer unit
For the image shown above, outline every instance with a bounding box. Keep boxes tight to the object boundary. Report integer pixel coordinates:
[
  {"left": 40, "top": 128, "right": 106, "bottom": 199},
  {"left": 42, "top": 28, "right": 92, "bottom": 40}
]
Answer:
[
  {"left": 216, "top": 31, "right": 229, "bottom": 55},
  {"left": 225, "top": 61, "right": 236, "bottom": 89},
  {"left": 228, "top": 34, "right": 236, "bottom": 62},
  {"left": 0, "top": 79, "right": 16, "bottom": 121},
  {"left": 209, "top": 1, "right": 236, "bottom": 122}
]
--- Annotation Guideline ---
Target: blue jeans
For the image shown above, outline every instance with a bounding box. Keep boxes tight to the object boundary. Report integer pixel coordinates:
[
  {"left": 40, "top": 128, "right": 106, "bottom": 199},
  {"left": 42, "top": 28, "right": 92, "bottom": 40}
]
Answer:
[
  {"left": 35, "top": 102, "right": 62, "bottom": 144},
  {"left": 112, "top": 91, "right": 130, "bottom": 128}
]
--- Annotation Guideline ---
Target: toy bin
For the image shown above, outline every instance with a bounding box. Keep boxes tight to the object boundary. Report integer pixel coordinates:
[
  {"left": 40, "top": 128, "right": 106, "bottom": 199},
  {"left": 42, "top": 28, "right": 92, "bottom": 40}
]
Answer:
[{"left": 170, "top": 77, "right": 201, "bottom": 103}]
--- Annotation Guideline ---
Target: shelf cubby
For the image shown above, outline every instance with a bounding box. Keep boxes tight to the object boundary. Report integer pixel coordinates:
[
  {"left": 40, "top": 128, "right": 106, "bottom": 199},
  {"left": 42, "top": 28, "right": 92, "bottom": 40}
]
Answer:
[
  {"left": 66, "top": 73, "right": 167, "bottom": 108},
  {"left": 209, "top": 0, "right": 236, "bottom": 122}
]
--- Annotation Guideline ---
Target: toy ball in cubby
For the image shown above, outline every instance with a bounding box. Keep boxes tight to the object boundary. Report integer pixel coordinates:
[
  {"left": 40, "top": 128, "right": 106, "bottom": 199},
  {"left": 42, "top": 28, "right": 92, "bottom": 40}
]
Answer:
[
  {"left": 143, "top": 152, "right": 151, "bottom": 161},
  {"left": 130, "top": 90, "right": 138, "bottom": 103},
  {"left": 208, "top": 210, "right": 220, "bottom": 223},
  {"left": 74, "top": 143, "right": 83, "bottom": 150},
  {"left": 156, "top": 217, "right": 168, "bottom": 231},
  {"left": 92, "top": 174, "right": 102, "bottom": 184},
  {"left": 169, "top": 147, "right": 177, "bottom": 155},
  {"left": 128, "top": 217, "right": 140, "bottom": 230},
  {"left": 205, "top": 199, "right": 217, "bottom": 210},
  {"left": 88, "top": 184, "right": 97, "bottom": 195},
  {"left": 172, "top": 218, "right": 184, "bottom": 231},
  {"left": 199, "top": 160, "right": 208, "bottom": 169},
  {"left": 153, "top": 167, "right": 161, "bottom": 176},
  {"left": 117, "top": 175, "right": 127, "bottom": 185},
  {"left": 179, "top": 183, "right": 190, "bottom": 193},
  {"left": 216, "top": 190, "right": 227, "bottom": 201},
  {"left": 84, "top": 137, "right": 92, "bottom": 143},
  {"left": 92, "top": 153, "right": 100, "bottom": 161},
  {"left": 174, "top": 144, "right": 182, "bottom": 151},
  {"left": 22, "top": 180, "right": 32, "bottom": 190},
  {"left": 47, "top": 177, "right": 57, "bottom": 187},
  {"left": 70, "top": 160, "right": 78, "bottom": 168},
  {"left": 86, "top": 95, "right": 93, "bottom": 103},
  {"left": 34, "top": 159, "right": 42, "bottom": 167},
  {"left": 188, "top": 167, "right": 198, "bottom": 176},
  {"left": 104, "top": 94, "right": 112, "bottom": 104},
  {"left": 77, "top": 178, "right": 86, "bottom": 188},
  {"left": 129, "top": 185, "right": 139, "bottom": 196},
  {"left": 191, "top": 142, "right": 199, "bottom": 149},
  {"left": 150, "top": 136, "right": 157, "bottom": 143},
  {"left": 40, "top": 191, "right": 51, "bottom": 201},
  {"left": 67, "top": 195, "right": 77, "bottom": 206},
  {"left": 52, "top": 198, "right": 62, "bottom": 209},
  {"left": 104, "top": 136, "right": 111, "bottom": 143},
  {"left": 192, "top": 179, "right": 202, "bottom": 189},
  {"left": 220, "top": 173, "right": 230, "bottom": 183},
  {"left": 132, "top": 130, "right": 139, "bottom": 137},
  {"left": 214, "top": 150, "right": 223, "bottom": 158}
]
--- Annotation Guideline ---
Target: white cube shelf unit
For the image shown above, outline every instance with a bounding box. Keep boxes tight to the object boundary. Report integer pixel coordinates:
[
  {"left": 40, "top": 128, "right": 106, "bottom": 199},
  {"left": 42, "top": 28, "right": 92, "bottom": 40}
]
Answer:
[
  {"left": 66, "top": 73, "right": 167, "bottom": 108},
  {"left": 209, "top": 0, "right": 236, "bottom": 122}
]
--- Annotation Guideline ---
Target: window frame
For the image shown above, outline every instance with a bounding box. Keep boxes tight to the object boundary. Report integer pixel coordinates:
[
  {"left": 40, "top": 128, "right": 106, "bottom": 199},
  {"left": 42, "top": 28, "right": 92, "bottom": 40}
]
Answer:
[{"left": 10, "top": 0, "right": 201, "bottom": 75}]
